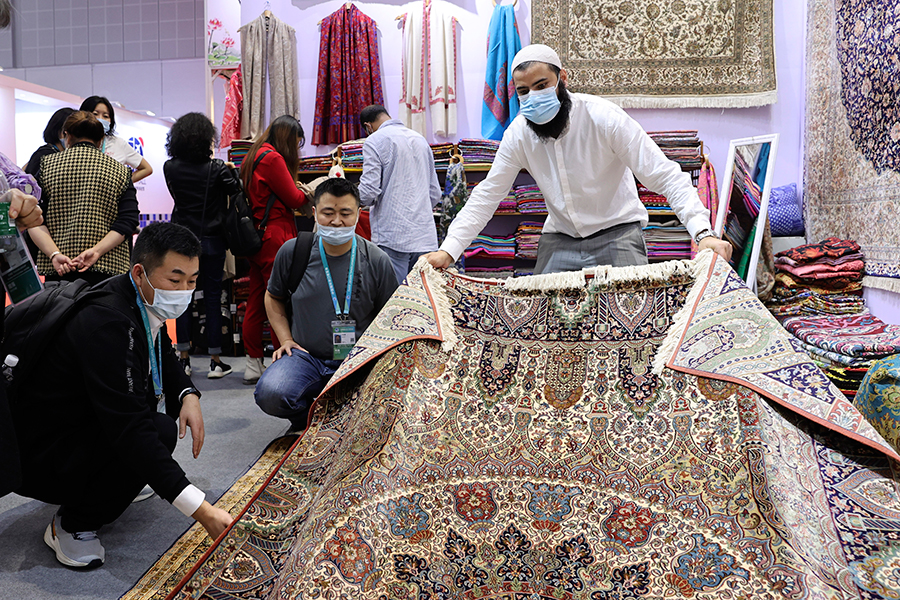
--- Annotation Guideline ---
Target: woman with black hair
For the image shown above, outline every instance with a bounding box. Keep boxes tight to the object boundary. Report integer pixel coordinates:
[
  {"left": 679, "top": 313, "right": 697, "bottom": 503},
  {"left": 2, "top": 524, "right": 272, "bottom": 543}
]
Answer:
[
  {"left": 239, "top": 115, "right": 310, "bottom": 384},
  {"left": 80, "top": 95, "right": 153, "bottom": 183},
  {"left": 24, "top": 107, "right": 75, "bottom": 177},
  {"left": 164, "top": 112, "right": 242, "bottom": 379}
]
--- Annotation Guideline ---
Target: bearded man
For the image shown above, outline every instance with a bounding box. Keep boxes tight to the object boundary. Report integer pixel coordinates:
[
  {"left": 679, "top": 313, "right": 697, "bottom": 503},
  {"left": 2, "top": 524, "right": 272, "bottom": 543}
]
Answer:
[{"left": 425, "top": 44, "right": 732, "bottom": 274}]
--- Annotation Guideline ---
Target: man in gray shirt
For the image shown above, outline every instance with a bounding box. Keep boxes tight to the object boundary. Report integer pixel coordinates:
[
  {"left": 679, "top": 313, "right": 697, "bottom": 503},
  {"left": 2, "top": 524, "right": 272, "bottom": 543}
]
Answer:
[
  {"left": 358, "top": 105, "right": 441, "bottom": 284},
  {"left": 255, "top": 178, "right": 398, "bottom": 431}
]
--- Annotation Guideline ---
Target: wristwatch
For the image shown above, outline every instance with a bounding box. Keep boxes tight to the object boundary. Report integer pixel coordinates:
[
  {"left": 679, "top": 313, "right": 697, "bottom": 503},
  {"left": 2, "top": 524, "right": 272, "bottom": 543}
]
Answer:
[{"left": 694, "top": 229, "right": 717, "bottom": 244}]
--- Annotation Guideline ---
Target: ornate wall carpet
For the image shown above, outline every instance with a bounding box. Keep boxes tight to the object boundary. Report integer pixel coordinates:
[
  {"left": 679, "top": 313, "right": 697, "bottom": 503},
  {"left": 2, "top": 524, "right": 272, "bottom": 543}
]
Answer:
[
  {"left": 162, "top": 255, "right": 900, "bottom": 600},
  {"left": 805, "top": 0, "right": 900, "bottom": 290},
  {"left": 530, "top": 0, "right": 777, "bottom": 108}
]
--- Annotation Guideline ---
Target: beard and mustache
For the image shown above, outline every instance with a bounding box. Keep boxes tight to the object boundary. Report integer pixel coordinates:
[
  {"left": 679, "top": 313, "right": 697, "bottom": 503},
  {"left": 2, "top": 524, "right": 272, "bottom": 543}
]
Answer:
[{"left": 525, "top": 81, "right": 573, "bottom": 142}]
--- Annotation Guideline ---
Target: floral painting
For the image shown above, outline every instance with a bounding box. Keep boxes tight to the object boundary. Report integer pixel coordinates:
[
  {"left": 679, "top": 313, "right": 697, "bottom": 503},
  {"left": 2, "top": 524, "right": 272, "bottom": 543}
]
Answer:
[{"left": 208, "top": 17, "right": 240, "bottom": 67}]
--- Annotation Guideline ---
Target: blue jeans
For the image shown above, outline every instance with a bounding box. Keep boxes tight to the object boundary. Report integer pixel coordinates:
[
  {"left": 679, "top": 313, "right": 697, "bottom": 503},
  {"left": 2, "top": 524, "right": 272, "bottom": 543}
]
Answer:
[
  {"left": 254, "top": 350, "right": 342, "bottom": 428},
  {"left": 379, "top": 245, "right": 428, "bottom": 285},
  {"left": 176, "top": 236, "right": 227, "bottom": 355}
]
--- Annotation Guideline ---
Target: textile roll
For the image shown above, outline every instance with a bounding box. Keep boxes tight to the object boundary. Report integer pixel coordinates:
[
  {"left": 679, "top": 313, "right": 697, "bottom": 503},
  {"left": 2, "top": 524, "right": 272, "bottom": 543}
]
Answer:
[{"left": 138, "top": 253, "right": 900, "bottom": 599}]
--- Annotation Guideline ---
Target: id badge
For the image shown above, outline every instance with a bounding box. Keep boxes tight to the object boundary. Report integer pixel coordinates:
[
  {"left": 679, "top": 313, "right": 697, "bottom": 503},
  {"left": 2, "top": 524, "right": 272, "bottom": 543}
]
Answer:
[{"left": 332, "top": 320, "right": 357, "bottom": 360}]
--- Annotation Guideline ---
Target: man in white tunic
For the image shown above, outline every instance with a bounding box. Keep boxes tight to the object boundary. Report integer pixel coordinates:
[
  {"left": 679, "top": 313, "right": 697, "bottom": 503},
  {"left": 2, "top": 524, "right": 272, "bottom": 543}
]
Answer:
[{"left": 425, "top": 44, "right": 732, "bottom": 274}]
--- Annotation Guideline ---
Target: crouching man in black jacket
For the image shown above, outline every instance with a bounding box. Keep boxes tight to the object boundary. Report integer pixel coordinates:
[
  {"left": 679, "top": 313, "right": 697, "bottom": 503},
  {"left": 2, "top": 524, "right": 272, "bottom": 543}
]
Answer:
[{"left": 10, "top": 222, "right": 233, "bottom": 568}]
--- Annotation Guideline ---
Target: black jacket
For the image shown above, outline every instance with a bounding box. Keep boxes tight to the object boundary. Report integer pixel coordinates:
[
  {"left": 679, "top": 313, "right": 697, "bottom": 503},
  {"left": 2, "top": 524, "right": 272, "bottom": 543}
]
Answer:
[
  {"left": 165, "top": 158, "right": 241, "bottom": 239},
  {"left": 11, "top": 275, "right": 196, "bottom": 504}
]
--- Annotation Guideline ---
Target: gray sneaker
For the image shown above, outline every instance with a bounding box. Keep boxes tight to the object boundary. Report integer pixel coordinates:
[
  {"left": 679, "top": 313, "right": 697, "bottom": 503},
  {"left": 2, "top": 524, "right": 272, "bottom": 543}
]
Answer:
[{"left": 43, "top": 513, "right": 105, "bottom": 568}]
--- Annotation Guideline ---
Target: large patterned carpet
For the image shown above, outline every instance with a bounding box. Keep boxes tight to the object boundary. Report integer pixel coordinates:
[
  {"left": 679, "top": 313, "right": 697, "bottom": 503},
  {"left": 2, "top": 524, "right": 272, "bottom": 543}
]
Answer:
[
  {"left": 805, "top": 0, "right": 900, "bottom": 289},
  {"left": 530, "top": 0, "right": 777, "bottom": 108},
  {"left": 136, "top": 252, "right": 900, "bottom": 600}
]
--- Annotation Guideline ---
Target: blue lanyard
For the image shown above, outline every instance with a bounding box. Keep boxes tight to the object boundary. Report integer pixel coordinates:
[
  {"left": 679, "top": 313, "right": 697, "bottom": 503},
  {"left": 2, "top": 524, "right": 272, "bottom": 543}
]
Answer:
[
  {"left": 319, "top": 236, "right": 356, "bottom": 319},
  {"left": 130, "top": 274, "right": 163, "bottom": 399}
]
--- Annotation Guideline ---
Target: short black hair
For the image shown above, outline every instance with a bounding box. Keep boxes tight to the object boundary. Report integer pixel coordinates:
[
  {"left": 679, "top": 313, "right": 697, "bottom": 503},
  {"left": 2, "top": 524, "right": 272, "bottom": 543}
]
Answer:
[
  {"left": 512, "top": 61, "right": 561, "bottom": 77},
  {"left": 0, "top": 0, "right": 10, "bottom": 29},
  {"left": 166, "top": 112, "right": 217, "bottom": 162},
  {"left": 313, "top": 177, "right": 361, "bottom": 207},
  {"left": 132, "top": 222, "right": 201, "bottom": 274},
  {"left": 359, "top": 105, "right": 389, "bottom": 127},
  {"left": 79, "top": 96, "right": 116, "bottom": 135},
  {"left": 43, "top": 108, "right": 75, "bottom": 145}
]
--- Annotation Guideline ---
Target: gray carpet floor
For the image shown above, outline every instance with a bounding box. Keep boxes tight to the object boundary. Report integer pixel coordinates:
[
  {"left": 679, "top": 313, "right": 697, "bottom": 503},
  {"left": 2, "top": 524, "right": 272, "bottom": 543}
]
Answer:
[{"left": 0, "top": 356, "right": 290, "bottom": 600}]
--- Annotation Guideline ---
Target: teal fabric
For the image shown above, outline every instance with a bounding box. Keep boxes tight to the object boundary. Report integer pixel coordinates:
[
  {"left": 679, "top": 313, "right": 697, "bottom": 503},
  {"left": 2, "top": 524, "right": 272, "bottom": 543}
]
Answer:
[
  {"left": 855, "top": 353, "right": 900, "bottom": 452},
  {"left": 481, "top": 5, "right": 521, "bottom": 140}
]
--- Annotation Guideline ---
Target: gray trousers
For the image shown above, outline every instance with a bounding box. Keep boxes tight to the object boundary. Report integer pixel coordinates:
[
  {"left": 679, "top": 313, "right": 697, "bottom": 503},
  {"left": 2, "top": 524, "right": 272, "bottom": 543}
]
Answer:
[{"left": 534, "top": 221, "right": 648, "bottom": 275}]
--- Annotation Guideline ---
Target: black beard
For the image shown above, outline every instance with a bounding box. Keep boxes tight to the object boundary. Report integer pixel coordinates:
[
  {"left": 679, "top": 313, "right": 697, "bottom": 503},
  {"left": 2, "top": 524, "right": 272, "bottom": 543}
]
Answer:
[{"left": 526, "top": 83, "right": 572, "bottom": 142}]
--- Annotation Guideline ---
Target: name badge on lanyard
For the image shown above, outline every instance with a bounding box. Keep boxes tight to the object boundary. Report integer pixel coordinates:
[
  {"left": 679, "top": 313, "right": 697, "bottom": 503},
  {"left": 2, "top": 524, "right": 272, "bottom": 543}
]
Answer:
[{"left": 320, "top": 236, "right": 358, "bottom": 360}]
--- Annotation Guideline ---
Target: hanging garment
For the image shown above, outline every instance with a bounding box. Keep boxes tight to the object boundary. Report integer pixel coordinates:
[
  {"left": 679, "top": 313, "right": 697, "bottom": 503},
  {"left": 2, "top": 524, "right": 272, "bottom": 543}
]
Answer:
[
  {"left": 220, "top": 66, "right": 244, "bottom": 149},
  {"left": 238, "top": 13, "right": 300, "bottom": 140},
  {"left": 399, "top": 0, "right": 458, "bottom": 137},
  {"left": 693, "top": 156, "right": 718, "bottom": 258},
  {"left": 312, "top": 4, "right": 385, "bottom": 146},
  {"left": 481, "top": 4, "right": 521, "bottom": 140}
]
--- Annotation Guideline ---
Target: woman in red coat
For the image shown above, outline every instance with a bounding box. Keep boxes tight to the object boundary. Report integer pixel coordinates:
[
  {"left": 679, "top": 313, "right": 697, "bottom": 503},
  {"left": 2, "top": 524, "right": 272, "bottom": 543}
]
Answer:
[{"left": 240, "top": 115, "right": 309, "bottom": 384}]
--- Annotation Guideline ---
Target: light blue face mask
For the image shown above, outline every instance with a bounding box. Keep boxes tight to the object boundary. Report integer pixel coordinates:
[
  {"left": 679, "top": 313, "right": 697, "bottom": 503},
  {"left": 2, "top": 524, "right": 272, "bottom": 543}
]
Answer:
[
  {"left": 318, "top": 223, "right": 357, "bottom": 245},
  {"left": 98, "top": 118, "right": 111, "bottom": 134},
  {"left": 519, "top": 84, "right": 561, "bottom": 125}
]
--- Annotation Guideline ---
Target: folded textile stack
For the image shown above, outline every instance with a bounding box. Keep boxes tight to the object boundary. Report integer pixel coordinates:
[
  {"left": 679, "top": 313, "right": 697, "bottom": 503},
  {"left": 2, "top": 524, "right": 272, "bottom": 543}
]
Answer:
[
  {"left": 338, "top": 142, "right": 363, "bottom": 169},
  {"left": 463, "top": 234, "right": 516, "bottom": 259},
  {"left": 458, "top": 138, "right": 500, "bottom": 164},
  {"left": 514, "top": 185, "right": 547, "bottom": 213},
  {"left": 299, "top": 154, "right": 336, "bottom": 172},
  {"left": 227, "top": 139, "right": 253, "bottom": 168},
  {"left": 496, "top": 192, "right": 518, "bottom": 213},
  {"left": 462, "top": 266, "right": 514, "bottom": 279},
  {"left": 782, "top": 313, "right": 900, "bottom": 370},
  {"left": 642, "top": 220, "right": 692, "bottom": 260},
  {"left": 431, "top": 143, "right": 454, "bottom": 169},
  {"left": 515, "top": 221, "right": 543, "bottom": 259},
  {"left": 647, "top": 131, "right": 702, "bottom": 170}
]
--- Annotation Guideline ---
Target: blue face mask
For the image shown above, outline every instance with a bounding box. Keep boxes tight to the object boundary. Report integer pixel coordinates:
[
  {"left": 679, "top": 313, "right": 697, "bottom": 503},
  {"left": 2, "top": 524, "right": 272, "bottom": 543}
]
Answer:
[
  {"left": 519, "top": 85, "right": 561, "bottom": 125},
  {"left": 98, "top": 118, "right": 111, "bottom": 134},
  {"left": 318, "top": 223, "right": 356, "bottom": 246}
]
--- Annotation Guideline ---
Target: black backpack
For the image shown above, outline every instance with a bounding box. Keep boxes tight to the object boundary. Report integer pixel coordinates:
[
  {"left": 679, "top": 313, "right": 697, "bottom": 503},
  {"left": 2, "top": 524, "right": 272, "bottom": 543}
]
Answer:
[
  {"left": 224, "top": 150, "right": 279, "bottom": 257},
  {"left": 1, "top": 280, "right": 110, "bottom": 396}
]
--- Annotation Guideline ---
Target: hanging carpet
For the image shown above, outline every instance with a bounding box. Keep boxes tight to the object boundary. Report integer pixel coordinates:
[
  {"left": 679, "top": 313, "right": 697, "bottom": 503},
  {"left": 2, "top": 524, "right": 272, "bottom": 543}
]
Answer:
[
  {"left": 145, "top": 252, "right": 900, "bottom": 600},
  {"left": 805, "top": 0, "right": 900, "bottom": 290},
  {"left": 530, "top": 0, "right": 777, "bottom": 109}
]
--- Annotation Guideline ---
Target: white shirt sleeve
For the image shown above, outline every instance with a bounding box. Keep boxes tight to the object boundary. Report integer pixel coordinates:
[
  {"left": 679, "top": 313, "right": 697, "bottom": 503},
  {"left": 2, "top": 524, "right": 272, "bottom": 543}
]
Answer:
[
  {"left": 440, "top": 133, "right": 524, "bottom": 260},
  {"left": 358, "top": 140, "right": 382, "bottom": 207},
  {"left": 172, "top": 484, "right": 205, "bottom": 517},
  {"left": 105, "top": 135, "right": 144, "bottom": 170},
  {"left": 606, "top": 111, "right": 711, "bottom": 239}
]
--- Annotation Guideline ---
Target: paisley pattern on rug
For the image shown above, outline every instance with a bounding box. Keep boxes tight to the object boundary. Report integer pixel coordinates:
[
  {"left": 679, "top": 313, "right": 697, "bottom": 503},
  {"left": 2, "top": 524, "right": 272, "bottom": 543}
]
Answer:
[{"left": 162, "top": 257, "right": 900, "bottom": 600}]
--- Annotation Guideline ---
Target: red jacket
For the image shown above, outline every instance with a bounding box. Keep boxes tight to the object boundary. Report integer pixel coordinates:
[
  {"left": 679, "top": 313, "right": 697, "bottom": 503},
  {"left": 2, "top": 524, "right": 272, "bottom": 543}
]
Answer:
[{"left": 247, "top": 143, "right": 308, "bottom": 242}]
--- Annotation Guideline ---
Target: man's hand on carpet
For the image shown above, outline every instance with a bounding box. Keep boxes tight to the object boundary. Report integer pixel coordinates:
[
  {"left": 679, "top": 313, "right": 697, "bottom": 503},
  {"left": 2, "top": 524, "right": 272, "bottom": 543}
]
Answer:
[
  {"left": 179, "top": 394, "right": 205, "bottom": 459},
  {"left": 273, "top": 340, "right": 305, "bottom": 361},
  {"left": 699, "top": 237, "right": 733, "bottom": 262},
  {"left": 423, "top": 250, "right": 453, "bottom": 269},
  {"left": 192, "top": 501, "right": 234, "bottom": 540}
]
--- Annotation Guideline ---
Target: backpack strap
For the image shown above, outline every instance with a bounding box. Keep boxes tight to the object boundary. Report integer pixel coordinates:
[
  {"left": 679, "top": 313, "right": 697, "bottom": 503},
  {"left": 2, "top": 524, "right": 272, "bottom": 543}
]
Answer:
[
  {"left": 288, "top": 232, "right": 316, "bottom": 297},
  {"left": 248, "top": 149, "right": 277, "bottom": 232}
]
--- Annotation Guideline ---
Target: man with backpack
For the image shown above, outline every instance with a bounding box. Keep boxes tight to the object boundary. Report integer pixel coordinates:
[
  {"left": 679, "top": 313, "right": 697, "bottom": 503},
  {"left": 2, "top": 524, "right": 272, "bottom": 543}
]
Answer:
[
  {"left": 6, "top": 222, "right": 232, "bottom": 568},
  {"left": 254, "top": 177, "right": 398, "bottom": 432}
]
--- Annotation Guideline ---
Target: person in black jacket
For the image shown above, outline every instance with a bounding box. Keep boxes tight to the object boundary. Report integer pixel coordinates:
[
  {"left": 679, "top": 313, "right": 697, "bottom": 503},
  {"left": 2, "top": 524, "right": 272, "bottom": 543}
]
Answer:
[
  {"left": 164, "top": 112, "right": 242, "bottom": 379},
  {"left": 24, "top": 107, "right": 75, "bottom": 177},
  {"left": 10, "top": 222, "right": 233, "bottom": 569}
]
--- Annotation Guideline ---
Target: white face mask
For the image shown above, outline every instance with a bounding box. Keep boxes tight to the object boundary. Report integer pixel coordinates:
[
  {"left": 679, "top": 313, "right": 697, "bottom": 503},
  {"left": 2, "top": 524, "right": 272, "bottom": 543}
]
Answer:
[
  {"left": 139, "top": 266, "right": 194, "bottom": 320},
  {"left": 317, "top": 223, "right": 357, "bottom": 246}
]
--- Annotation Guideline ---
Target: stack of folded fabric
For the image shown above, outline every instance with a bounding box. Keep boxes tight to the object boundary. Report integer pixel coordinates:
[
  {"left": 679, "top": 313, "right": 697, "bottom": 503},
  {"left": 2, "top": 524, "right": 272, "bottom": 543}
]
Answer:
[
  {"left": 646, "top": 131, "right": 703, "bottom": 170},
  {"left": 462, "top": 266, "right": 514, "bottom": 279},
  {"left": 338, "top": 142, "right": 364, "bottom": 169},
  {"left": 227, "top": 139, "right": 253, "bottom": 168},
  {"left": 642, "top": 220, "right": 692, "bottom": 260},
  {"left": 463, "top": 234, "right": 516, "bottom": 259},
  {"left": 431, "top": 143, "right": 454, "bottom": 169},
  {"left": 515, "top": 221, "right": 543, "bottom": 259},
  {"left": 514, "top": 185, "right": 547, "bottom": 213},
  {"left": 458, "top": 139, "right": 500, "bottom": 164},
  {"left": 299, "top": 154, "right": 336, "bottom": 173},
  {"left": 496, "top": 192, "right": 518, "bottom": 214}
]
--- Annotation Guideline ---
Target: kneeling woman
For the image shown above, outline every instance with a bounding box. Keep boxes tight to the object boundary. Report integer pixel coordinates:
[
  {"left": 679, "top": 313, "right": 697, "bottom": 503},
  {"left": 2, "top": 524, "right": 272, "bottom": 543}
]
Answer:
[{"left": 30, "top": 111, "right": 139, "bottom": 284}]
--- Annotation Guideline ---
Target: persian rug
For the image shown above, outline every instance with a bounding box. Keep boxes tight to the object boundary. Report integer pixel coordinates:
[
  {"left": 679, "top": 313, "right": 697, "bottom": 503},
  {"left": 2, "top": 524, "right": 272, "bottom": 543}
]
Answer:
[
  {"left": 158, "top": 253, "right": 900, "bottom": 600},
  {"left": 781, "top": 313, "right": 900, "bottom": 360},
  {"left": 805, "top": 0, "right": 900, "bottom": 289},
  {"left": 530, "top": 0, "right": 777, "bottom": 108},
  {"left": 857, "top": 354, "right": 900, "bottom": 455}
]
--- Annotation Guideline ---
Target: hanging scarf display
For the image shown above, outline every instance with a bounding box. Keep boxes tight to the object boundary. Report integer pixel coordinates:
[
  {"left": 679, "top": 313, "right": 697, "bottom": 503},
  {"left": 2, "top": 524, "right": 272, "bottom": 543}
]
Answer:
[
  {"left": 220, "top": 66, "right": 244, "bottom": 149},
  {"left": 481, "top": 3, "right": 521, "bottom": 140},
  {"left": 312, "top": 4, "right": 385, "bottom": 146},
  {"left": 399, "top": 0, "right": 458, "bottom": 138}
]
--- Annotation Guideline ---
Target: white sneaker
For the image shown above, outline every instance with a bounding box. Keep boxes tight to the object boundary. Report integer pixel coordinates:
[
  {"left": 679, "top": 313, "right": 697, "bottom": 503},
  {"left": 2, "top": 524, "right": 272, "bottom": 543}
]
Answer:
[
  {"left": 132, "top": 484, "right": 154, "bottom": 503},
  {"left": 208, "top": 359, "right": 233, "bottom": 379},
  {"left": 44, "top": 513, "right": 105, "bottom": 568},
  {"left": 243, "top": 356, "right": 265, "bottom": 385}
]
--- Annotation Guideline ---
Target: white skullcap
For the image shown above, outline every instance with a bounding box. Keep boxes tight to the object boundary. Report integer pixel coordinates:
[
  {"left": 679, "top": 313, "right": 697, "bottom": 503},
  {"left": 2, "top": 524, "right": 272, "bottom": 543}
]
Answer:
[{"left": 511, "top": 44, "right": 563, "bottom": 72}]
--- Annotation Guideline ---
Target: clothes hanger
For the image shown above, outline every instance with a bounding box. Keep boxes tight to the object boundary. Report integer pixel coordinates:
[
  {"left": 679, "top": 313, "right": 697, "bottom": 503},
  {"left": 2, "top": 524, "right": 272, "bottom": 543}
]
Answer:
[
  {"left": 263, "top": 0, "right": 272, "bottom": 18},
  {"left": 492, "top": 0, "right": 519, "bottom": 5}
]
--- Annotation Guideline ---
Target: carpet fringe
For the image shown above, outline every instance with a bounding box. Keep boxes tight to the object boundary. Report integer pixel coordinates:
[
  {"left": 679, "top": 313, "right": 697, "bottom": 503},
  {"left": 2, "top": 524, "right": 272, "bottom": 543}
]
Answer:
[
  {"left": 606, "top": 90, "right": 778, "bottom": 109},
  {"left": 416, "top": 258, "right": 459, "bottom": 352},
  {"left": 504, "top": 270, "right": 586, "bottom": 291},
  {"left": 585, "top": 259, "right": 696, "bottom": 287},
  {"left": 863, "top": 276, "right": 900, "bottom": 295},
  {"left": 652, "top": 250, "right": 715, "bottom": 375}
]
